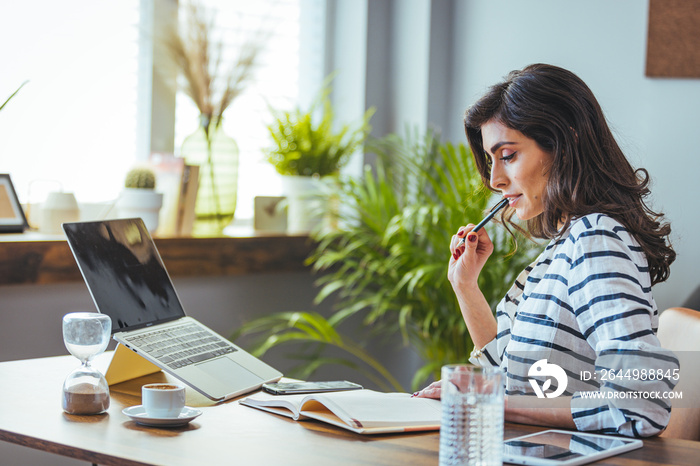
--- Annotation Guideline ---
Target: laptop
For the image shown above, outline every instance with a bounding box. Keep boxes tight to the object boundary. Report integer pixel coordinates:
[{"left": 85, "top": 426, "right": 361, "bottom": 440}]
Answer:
[{"left": 62, "top": 218, "right": 282, "bottom": 402}]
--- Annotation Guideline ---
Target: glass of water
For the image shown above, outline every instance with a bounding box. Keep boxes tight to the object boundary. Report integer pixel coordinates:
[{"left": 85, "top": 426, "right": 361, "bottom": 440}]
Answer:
[{"left": 439, "top": 364, "right": 504, "bottom": 466}]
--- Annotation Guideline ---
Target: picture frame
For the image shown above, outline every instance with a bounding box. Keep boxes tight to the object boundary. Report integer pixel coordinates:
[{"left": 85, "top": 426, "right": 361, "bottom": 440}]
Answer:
[{"left": 0, "top": 174, "right": 29, "bottom": 233}]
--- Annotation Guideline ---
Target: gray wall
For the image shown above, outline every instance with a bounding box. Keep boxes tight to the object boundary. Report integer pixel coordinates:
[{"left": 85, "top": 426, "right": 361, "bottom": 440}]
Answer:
[{"left": 0, "top": 273, "right": 420, "bottom": 389}]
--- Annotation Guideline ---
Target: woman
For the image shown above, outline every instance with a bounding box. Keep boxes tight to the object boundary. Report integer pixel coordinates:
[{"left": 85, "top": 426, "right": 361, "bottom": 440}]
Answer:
[{"left": 415, "top": 64, "right": 678, "bottom": 437}]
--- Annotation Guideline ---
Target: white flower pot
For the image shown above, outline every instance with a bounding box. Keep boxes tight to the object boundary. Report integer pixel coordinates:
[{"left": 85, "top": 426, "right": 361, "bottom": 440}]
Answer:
[
  {"left": 281, "top": 175, "right": 327, "bottom": 234},
  {"left": 116, "top": 188, "right": 164, "bottom": 233}
]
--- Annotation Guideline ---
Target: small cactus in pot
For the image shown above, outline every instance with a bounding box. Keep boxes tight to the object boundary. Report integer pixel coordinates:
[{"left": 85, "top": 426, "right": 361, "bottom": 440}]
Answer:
[
  {"left": 125, "top": 167, "right": 156, "bottom": 190},
  {"left": 117, "top": 166, "right": 163, "bottom": 233}
]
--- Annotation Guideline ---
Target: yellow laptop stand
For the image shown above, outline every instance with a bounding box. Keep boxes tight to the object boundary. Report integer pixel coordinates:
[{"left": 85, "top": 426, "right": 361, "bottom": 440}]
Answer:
[{"left": 105, "top": 344, "right": 162, "bottom": 386}]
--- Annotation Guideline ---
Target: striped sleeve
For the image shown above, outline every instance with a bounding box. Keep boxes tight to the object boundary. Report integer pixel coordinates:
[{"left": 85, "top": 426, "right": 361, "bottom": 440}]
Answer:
[
  {"left": 468, "top": 259, "right": 536, "bottom": 367},
  {"left": 566, "top": 216, "right": 678, "bottom": 437}
]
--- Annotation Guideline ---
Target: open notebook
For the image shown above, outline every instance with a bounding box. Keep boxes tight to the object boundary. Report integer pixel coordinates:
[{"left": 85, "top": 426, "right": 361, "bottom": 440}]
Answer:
[{"left": 240, "top": 389, "right": 441, "bottom": 434}]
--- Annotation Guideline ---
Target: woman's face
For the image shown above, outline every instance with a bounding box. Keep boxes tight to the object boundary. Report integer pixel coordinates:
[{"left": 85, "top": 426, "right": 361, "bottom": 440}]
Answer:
[{"left": 481, "top": 119, "right": 553, "bottom": 221}]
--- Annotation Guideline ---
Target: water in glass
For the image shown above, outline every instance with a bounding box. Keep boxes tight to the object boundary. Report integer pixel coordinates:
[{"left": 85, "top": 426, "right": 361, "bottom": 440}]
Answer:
[{"left": 439, "top": 365, "right": 504, "bottom": 466}]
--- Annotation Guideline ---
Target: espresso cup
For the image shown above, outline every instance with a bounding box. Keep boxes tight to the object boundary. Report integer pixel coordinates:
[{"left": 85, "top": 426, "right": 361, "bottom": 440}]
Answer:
[{"left": 142, "top": 383, "right": 186, "bottom": 418}]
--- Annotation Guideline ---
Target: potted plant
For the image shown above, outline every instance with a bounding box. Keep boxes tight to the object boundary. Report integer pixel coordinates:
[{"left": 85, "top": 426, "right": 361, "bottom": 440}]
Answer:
[
  {"left": 116, "top": 167, "right": 164, "bottom": 233},
  {"left": 265, "top": 82, "right": 374, "bottom": 234},
  {"left": 234, "top": 130, "right": 542, "bottom": 391}
]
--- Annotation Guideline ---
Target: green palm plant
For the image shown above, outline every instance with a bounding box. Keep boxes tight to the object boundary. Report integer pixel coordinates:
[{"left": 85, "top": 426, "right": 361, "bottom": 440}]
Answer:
[{"left": 233, "top": 129, "right": 541, "bottom": 391}]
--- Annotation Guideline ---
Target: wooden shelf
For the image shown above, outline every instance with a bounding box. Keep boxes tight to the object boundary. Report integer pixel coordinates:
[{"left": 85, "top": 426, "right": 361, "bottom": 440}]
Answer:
[{"left": 0, "top": 232, "right": 315, "bottom": 286}]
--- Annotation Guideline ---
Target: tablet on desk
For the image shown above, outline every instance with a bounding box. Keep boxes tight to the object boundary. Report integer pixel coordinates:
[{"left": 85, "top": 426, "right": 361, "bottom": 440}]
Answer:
[{"left": 503, "top": 429, "right": 643, "bottom": 466}]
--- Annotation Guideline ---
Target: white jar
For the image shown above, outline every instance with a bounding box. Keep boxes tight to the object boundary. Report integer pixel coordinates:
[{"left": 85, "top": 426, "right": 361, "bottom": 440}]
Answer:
[{"left": 41, "top": 192, "right": 80, "bottom": 234}]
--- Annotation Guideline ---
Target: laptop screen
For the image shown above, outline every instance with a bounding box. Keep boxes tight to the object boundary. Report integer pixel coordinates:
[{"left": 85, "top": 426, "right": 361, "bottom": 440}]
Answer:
[{"left": 63, "top": 218, "right": 186, "bottom": 333}]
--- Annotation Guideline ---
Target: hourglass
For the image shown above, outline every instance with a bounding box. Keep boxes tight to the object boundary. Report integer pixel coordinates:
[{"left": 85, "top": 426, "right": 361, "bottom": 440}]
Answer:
[{"left": 62, "top": 312, "right": 112, "bottom": 415}]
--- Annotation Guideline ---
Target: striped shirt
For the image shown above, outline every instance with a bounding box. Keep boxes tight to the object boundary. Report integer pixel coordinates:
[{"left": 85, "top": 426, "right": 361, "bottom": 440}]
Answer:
[{"left": 470, "top": 213, "right": 678, "bottom": 437}]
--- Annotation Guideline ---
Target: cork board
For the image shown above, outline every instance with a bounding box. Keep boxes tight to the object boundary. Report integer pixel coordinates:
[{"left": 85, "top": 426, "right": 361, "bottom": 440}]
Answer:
[{"left": 646, "top": 0, "right": 700, "bottom": 78}]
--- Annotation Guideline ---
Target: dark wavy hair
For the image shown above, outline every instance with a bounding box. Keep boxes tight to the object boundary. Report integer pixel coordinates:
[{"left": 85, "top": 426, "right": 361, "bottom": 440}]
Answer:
[{"left": 464, "top": 63, "right": 675, "bottom": 285}]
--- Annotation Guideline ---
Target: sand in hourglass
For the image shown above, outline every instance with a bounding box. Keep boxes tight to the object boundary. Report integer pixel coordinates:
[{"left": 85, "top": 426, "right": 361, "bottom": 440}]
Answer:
[{"left": 63, "top": 383, "right": 110, "bottom": 415}]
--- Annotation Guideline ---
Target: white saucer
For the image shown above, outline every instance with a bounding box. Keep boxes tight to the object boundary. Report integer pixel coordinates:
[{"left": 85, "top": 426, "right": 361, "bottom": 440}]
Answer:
[{"left": 122, "top": 405, "right": 202, "bottom": 427}]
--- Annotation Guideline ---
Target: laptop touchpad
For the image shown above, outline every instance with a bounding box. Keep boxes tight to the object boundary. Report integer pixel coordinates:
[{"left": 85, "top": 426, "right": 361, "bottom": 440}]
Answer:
[{"left": 198, "top": 356, "right": 262, "bottom": 386}]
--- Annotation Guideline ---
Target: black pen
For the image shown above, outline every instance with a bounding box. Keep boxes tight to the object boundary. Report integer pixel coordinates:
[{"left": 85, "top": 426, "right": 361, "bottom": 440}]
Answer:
[{"left": 458, "top": 197, "right": 509, "bottom": 246}]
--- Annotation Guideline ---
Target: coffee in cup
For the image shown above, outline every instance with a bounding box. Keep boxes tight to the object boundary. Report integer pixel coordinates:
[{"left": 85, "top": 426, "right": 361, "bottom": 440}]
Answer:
[{"left": 142, "top": 383, "right": 186, "bottom": 418}]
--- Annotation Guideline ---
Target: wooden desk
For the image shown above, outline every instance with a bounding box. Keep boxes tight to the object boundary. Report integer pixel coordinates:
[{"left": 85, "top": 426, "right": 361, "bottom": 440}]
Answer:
[{"left": 1, "top": 356, "right": 698, "bottom": 465}]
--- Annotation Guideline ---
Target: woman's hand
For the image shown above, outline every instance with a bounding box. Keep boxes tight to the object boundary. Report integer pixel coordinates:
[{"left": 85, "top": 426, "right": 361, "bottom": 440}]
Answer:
[
  {"left": 448, "top": 224, "right": 495, "bottom": 289},
  {"left": 412, "top": 380, "right": 441, "bottom": 400},
  {"left": 447, "top": 225, "right": 499, "bottom": 349}
]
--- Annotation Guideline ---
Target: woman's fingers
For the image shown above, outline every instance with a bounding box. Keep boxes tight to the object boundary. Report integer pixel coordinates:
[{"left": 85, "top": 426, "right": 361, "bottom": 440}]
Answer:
[
  {"left": 451, "top": 225, "right": 474, "bottom": 259},
  {"left": 412, "top": 380, "right": 442, "bottom": 399}
]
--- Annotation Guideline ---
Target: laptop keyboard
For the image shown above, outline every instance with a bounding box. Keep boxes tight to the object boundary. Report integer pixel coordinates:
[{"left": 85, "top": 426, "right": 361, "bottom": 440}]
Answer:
[{"left": 125, "top": 323, "right": 237, "bottom": 370}]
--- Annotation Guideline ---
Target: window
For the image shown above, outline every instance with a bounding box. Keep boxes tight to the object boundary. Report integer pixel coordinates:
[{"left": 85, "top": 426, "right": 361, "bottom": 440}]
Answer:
[
  {"left": 0, "top": 0, "right": 140, "bottom": 208},
  {"left": 0, "top": 0, "right": 322, "bottom": 226}
]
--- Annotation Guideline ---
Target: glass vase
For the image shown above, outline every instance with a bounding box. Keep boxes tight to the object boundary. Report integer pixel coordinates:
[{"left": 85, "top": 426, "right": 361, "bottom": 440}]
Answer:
[{"left": 181, "top": 116, "right": 239, "bottom": 236}]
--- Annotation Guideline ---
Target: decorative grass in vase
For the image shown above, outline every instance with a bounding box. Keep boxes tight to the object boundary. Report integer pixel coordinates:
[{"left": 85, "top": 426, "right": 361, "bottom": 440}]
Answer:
[{"left": 161, "top": 0, "right": 267, "bottom": 235}]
